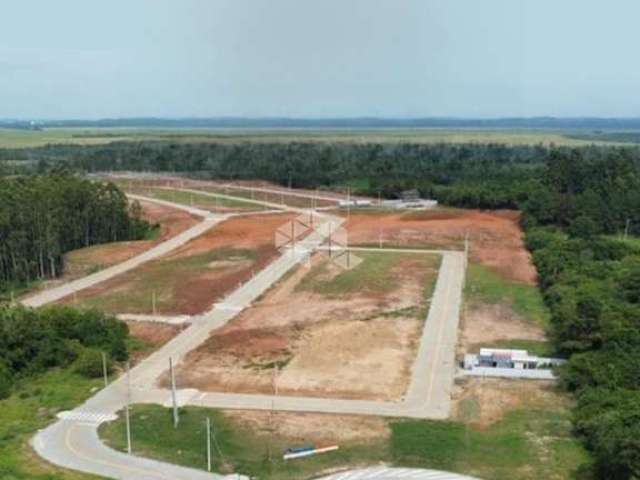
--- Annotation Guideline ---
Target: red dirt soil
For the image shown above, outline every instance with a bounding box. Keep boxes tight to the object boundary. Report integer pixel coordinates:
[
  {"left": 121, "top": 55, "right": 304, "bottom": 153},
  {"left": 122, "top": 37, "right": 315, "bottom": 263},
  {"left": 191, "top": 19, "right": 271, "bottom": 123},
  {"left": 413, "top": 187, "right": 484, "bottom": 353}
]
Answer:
[
  {"left": 126, "top": 320, "right": 182, "bottom": 363},
  {"left": 76, "top": 200, "right": 198, "bottom": 264},
  {"left": 167, "top": 212, "right": 296, "bottom": 258},
  {"left": 61, "top": 212, "right": 296, "bottom": 315},
  {"left": 345, "top": 209, "right": 537, "bottom": 284}
]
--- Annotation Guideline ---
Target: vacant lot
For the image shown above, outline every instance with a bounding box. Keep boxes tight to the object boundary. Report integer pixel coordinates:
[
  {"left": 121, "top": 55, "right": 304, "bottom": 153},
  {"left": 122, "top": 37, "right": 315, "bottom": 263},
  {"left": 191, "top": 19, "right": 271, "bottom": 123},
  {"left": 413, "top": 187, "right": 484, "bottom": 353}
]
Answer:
[
  {"left": 345, "top": 208, "right": 536, "bottom": 284},
  {"left": 172, "top": 251, "right": 439, "bottom": 400},
  {"left": 122, "top": 184, "right": 265, "bottom": 213},
  {"left": 100, "top": 388, "right": 587, "bottom": 480},
  {"left": 126, "top": 321, "right": 183, "bottom": 364},
  {"left": 61, "top": 213, "right": 294, "bottom": 315},
  {"left": 459, "top": 262, "right": 550, "bottom": 360}
]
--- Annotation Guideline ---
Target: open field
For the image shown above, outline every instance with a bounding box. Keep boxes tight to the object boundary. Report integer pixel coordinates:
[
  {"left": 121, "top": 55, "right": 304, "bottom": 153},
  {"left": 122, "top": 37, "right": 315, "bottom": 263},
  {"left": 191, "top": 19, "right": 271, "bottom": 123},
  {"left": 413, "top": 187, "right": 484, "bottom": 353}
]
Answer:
[
  {"left": 171, "top": 251, "right": 439, "bottom": 401},
  {"left": 59, "top": 212, "right": 295, "bottom": 315},
  {"left": 0, "top": 127, "right": 634, "bottom": 148},
  {"left": 99, "top": 386, "right": 587, "bottom": 480},
  {"left": 344, "top": 208, "right": 536, "bottom": 284},
  {"left": 120, "top": 184, "right": 266, "bottom": 213}
]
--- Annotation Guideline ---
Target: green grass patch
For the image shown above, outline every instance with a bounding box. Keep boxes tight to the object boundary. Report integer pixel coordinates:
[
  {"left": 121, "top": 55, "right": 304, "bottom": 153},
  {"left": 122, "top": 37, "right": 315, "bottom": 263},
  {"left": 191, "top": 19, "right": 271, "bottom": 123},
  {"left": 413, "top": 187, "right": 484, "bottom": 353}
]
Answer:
[
  {"left": 132, "top": 186, "right": 258, "bottom": 210},
  {"left": 466, "top": 263, "right": 550, "bottom": 328},
  {"left": 296, "top": 251, "right": 439, "bottom": 298},
  {"left": 0, "top": 368, "right": 103, "bottom": 479},
  {"left": 391, "top": 407, "right": 589, "bottom": 480},
  {"left": 99, "top": 404, "right": 387, "bottom": 480}
]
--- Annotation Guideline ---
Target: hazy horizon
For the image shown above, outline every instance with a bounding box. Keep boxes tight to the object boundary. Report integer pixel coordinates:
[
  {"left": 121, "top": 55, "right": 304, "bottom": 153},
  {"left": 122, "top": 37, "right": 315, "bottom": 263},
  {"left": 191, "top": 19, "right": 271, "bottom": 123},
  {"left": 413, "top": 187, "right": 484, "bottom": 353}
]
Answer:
[{"left": 2, "top": 0, "right": 640, "bottom": 119}]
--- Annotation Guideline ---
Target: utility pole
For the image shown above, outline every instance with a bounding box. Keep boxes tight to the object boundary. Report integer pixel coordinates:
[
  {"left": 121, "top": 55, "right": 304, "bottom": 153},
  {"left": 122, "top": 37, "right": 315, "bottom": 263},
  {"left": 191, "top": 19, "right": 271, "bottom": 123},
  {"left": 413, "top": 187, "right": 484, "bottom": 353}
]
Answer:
[
  {"left": 101, "top": 352, "right": 108, "bottom": 388},
  {"left": 206, "top": 417, "right": 212, "bottom": 472},
  {"left": 125, "top": 361, "right": 132, "bottom": 454},
  {"left": 169, "top": 357, "right": 179, "bottom": 428},
  {"left": 267, "top": 365, "right": 279, "bottom": 464},
  {"left": 464, "top": 229, "right": 470, "bottom": 267}
]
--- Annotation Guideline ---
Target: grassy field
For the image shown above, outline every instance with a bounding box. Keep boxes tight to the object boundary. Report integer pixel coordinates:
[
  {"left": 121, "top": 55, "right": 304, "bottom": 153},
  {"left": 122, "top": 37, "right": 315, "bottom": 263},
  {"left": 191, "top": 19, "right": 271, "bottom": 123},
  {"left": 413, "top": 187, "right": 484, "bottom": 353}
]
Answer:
[
  {"left": 392, "top": 405, "right": 588, "bottom": 480},
  {"left": 99, "top": 398, "right": 588, "bottom": 480},
  {"left": 126, "top": 186, "right": 261, "bottom": 211},
  {"left": 0, "top": 369, "right": 103, "bottom": 480},
  {"left": 296, "top": 251, "right": 440, "bottom": 298},
  {"left": 0, "top": 127, "right": 629, "bottom": 149},
  {"left": 100, "top": 405, "right": 386, "bottom": 480},
  {"left": 465, "top": 263, "right": 550, "bottom": 328}
]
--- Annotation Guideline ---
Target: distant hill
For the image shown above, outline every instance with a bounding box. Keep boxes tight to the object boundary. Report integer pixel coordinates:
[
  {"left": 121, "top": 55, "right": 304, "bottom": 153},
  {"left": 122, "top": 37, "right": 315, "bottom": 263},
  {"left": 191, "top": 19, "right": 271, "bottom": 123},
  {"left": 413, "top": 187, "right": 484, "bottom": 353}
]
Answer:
[{"left": 3, "top": 117, "right": 640, "bottom": 130}]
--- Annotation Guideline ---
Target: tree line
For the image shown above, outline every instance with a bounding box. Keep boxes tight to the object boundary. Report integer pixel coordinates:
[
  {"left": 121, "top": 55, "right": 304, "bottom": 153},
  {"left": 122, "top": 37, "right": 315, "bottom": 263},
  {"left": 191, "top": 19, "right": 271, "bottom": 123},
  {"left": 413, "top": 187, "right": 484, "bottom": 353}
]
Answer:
[
  {"left": 521, "top": 152, "right": 640, "bottom": 479},
  {"left": 0, "top": 174, "right": 151, "bottom": 295}
]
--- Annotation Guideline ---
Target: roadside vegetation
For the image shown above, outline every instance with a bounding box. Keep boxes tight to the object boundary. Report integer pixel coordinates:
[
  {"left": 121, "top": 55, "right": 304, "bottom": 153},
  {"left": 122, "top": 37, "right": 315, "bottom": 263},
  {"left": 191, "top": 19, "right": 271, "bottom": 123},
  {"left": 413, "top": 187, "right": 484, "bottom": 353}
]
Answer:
[
  {"left": 0, "top": 304, "right": 134, "bottom": 480},
  {"left": 100, "top": 399, "right": 586, "bottom": 480},
  {"left": 0, "top": 368, "right": 102, "bottom": 480},
  {"left": 0, "top": 305, "right": 129, "bottom": 399}
]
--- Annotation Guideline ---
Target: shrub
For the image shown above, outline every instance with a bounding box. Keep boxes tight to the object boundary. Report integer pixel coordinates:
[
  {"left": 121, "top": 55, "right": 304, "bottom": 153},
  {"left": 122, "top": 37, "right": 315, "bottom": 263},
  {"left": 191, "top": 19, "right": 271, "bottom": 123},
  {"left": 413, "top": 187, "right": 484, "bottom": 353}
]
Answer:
[
  {"left": 73, "top": 348, "right": 111, "bottom": 378},
  {"left": 0, "top": 361, "right": 12, "bottom": 399}
]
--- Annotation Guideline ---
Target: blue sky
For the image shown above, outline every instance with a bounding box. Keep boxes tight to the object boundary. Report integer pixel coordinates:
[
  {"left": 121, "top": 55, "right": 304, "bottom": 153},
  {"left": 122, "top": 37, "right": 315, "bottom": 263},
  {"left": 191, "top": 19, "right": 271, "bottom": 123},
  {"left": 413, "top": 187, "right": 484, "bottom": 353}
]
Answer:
[{"left": 1, "top": 0, "right": 639, "bottom": 119}]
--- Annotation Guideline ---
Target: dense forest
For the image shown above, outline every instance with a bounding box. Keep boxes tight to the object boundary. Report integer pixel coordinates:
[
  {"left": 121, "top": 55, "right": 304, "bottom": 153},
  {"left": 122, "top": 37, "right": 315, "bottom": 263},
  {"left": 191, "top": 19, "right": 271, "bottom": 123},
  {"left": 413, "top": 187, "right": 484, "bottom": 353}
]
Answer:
[
  {"left": 3, "top": 140, "right": 640, "bottom": 477},
  {"left": 520, "top": 153, "right": 640, "bottom": 479},
  {"left": 3, "top": 140, "right": 639, "bottom": 233},
  {"left": 0, "top": 174, "right": 151, "bottom": 295},
  {"left": 0, "top": 305, "right": 129, "bottom": 398}
]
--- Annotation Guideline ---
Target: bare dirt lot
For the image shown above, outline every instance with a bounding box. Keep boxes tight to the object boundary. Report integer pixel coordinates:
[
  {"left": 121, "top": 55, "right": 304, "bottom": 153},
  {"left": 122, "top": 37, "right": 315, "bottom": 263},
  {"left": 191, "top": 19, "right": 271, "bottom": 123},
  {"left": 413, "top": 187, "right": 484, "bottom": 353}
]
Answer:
[
  {"left": 126, "top": 320, "right": 182, "bottom": 364},
  {"left": 452, "top": 377, "right": 569, "bottom": 427},
  {"left": 458, "top": 303, "right": 546, "bottom": 352},
  {"left": 344, "top": 208, "right": 537, "bottom": 284},
  {"left": 60, "top": 212, "right": 295, "bottom": 315},
  {"left": 172, "top": 251, "right": 439, "bottom": 401}
]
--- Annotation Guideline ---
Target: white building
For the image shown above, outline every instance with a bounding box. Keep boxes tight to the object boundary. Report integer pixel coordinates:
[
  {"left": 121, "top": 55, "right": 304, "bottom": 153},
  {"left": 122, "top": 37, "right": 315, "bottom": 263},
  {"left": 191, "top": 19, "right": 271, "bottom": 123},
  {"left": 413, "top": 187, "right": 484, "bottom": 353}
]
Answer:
[{"left": 463, "top": 348, "right": 565, "bottom": 380}]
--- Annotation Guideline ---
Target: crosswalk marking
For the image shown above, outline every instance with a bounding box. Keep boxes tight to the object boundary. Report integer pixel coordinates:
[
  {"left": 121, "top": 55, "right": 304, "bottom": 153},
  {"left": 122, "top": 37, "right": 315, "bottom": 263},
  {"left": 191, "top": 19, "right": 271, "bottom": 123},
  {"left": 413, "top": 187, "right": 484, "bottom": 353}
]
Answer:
[
  {"left": 57, "top": 410, "right": 118, "bottom": 424},
  {"left": 319, "top": 468, "right": 479, "bottom": 480}
]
